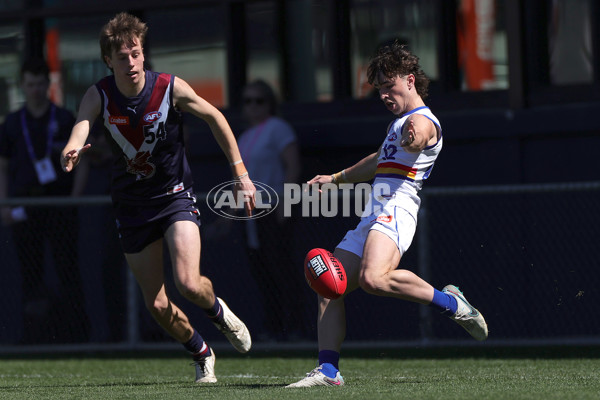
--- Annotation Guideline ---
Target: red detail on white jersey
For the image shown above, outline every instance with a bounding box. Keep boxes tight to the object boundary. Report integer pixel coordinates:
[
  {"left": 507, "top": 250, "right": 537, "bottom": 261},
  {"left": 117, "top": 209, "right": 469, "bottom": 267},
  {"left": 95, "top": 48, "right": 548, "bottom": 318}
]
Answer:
[
  {"left": 99, "top": 73, "right": 171, "bottom": 154},
  {"left": 376, "top": 214, "right": 393, "bottom": 223}
]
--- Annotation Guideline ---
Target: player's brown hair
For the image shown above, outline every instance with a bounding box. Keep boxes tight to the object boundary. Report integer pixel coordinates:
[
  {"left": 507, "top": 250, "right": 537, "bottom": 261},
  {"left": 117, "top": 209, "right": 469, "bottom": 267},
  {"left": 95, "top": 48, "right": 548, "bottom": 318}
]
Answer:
[
  {"left": 367, "top": 41, "right": 430, "bottom": 99},
  {"left": 99, "top": 12, "right": 148, "bottom": 68}
]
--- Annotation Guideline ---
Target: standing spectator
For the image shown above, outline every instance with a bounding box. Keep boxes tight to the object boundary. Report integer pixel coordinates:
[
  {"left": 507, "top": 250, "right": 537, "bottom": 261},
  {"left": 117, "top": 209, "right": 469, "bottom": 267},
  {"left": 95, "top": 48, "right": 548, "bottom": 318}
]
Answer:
[
  {"left": 238, "top": 79, "right": 306, "bottom": 341},
  {"left": 0, "top": 58, "right": 90, "bottom": 344}
]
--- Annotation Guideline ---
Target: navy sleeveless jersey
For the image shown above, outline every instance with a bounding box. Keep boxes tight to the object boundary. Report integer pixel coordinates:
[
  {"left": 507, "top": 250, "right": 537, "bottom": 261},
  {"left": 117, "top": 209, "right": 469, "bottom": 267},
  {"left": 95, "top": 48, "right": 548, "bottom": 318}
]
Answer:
[{"left": 96, "top": 70, "right": 194, "bottom": 205}]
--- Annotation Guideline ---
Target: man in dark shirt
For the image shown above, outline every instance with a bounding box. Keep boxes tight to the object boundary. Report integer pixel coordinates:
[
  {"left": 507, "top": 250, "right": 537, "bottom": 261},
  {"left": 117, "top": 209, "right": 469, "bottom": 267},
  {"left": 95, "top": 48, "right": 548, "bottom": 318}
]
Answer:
[{"left": 0, "top": 58, "right": 89, "bottom": 343}]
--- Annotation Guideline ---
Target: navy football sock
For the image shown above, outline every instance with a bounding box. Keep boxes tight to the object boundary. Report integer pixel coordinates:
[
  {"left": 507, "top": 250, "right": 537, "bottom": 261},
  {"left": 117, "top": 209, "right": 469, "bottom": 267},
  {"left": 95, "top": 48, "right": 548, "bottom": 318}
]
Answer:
[
  {"left": 183, "top": 330, "right": 211, "bottom": 359},
  {"left": 318, "top": 350, "right": 340, "bottom": 378},
  {"left": 203, "top": 297, "right": 224, "bottom": 325},
  {"left": 430, "top": 288, "right": 458, "bottom": 315}
]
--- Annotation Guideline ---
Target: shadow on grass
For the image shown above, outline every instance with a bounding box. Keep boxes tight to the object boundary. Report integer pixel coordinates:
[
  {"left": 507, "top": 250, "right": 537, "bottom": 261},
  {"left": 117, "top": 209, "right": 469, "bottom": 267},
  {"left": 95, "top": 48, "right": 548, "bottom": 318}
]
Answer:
[{"left": 2, "top": 345, "right": 600, "bottom": 361}]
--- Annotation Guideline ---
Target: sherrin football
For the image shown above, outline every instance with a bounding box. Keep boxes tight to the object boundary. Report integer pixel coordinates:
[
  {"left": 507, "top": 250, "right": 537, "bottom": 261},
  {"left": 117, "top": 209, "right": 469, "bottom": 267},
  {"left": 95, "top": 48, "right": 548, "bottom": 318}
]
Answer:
[{"left": 304, "top": 248, "right": 347, "bottom": 299}]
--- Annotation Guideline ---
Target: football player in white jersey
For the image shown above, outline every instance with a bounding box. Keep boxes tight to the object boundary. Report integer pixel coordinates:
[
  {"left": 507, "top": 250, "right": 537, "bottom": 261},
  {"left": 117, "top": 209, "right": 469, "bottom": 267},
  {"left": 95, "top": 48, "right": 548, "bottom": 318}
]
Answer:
[{"left": 287, "top": 42, "right": 488, "bottom": 388}]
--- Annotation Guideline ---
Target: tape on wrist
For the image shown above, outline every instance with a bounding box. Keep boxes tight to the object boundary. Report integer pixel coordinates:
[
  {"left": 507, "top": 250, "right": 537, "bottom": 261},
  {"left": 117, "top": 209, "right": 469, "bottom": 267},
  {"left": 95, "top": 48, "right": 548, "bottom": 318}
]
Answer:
[{"left": 332, "top": 170, "right": 347, "bottom": 184}]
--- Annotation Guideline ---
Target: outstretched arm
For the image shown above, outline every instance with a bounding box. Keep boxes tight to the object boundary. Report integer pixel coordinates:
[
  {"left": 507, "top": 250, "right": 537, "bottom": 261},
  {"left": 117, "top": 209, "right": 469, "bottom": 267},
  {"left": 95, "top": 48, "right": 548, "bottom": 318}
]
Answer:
[
  {"left": 307, "top": 148, "right": 381, "bottom": 187},
  {"left": 61, "top": 85, "right": 98, "bottom": 172},
  {"left": 173, "top": 76, "right": 256, "bottom": 216}
]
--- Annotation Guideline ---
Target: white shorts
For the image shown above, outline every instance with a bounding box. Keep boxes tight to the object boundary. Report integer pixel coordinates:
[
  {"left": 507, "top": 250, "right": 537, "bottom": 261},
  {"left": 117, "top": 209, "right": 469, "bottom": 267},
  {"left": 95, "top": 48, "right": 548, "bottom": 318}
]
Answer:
[{"left": 336, "top": 202, "right": 417, "bottom": 258}]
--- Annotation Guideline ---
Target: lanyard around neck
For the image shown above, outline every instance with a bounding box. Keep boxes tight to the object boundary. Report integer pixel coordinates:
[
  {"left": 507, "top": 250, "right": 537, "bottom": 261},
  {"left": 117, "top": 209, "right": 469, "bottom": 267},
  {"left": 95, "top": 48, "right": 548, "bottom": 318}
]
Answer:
[{"left": 20, "top": 104, "right": 56, "bottom": 162}]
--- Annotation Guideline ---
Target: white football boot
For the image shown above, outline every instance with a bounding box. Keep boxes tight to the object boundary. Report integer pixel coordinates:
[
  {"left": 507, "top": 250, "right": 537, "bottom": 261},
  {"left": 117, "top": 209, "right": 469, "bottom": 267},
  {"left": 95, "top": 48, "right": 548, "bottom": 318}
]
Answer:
[
  {"left": 212, "top": 297, "right": 252, "bottom": 353},
  {"left": 286, "top": 365, "right": 345, "bottom": 388},
  {"left": 442, "top": 284, "right": 488, "bottom": 341},
  {"left": 194, "top": 348, "right": 217, "bottom": 383}
]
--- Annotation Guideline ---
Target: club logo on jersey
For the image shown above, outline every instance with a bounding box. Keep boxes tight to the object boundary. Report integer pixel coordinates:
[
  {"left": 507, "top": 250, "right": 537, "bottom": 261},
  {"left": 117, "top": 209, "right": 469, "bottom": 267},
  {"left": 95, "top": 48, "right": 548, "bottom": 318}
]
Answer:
[
  {"left": 143, "top": 111, "right": 162, "bottom": 123},
  {"left": 388, "top": 132, "right": 397, "bottom": 141},
  {"left": 109, "top": 116, "right": 130, "bottom": 125},
  {"left": 125, "top": 151, "right": 156, "bottom": 180},
  {"left": 308, "top": 254, "right": 329, "bottom": 280}
]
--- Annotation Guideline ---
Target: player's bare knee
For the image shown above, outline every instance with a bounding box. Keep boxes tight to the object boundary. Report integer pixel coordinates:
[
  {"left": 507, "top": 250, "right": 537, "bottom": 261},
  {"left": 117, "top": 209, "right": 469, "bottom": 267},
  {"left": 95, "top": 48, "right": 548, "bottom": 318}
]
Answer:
[
  {"left": 176, "top": 279, "right": 213, "bottom": 305},
  {"left": 147, "top": 297, "right": 170, "bottom": 316},
  {"left": 358, "top": 272, "right": 380, "bottom": 294},
  {"left": 175, "top": 280, "right": 200, "bottom": 300}
]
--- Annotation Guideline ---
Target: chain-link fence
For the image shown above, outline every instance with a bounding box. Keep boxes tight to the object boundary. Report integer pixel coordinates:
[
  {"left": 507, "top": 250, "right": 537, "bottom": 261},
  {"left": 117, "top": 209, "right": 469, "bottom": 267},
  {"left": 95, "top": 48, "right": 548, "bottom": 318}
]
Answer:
[
  {"left": 420, "top": 182, "right": 600, "bottom": 343},
  {"left": 1, "top": 181, "right": 599, "bottom": 351}
]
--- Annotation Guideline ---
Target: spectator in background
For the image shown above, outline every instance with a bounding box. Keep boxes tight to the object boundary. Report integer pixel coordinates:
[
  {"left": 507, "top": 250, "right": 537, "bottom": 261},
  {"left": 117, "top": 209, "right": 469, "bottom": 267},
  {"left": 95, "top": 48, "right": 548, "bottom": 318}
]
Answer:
[
  {"left": 206, "top": 79, "right": 307, "bottom": 341},
  {"left": 238, "top": 79, "right": 306, "bottom": 341},
  {"left": 0, "top": 58, "right": 90, "bottom": 344}
]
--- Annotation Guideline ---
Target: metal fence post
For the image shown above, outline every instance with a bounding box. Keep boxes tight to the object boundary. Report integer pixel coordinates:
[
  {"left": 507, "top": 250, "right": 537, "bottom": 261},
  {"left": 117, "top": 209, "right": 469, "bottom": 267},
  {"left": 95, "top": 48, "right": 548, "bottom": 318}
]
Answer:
[{"left": 126, "top": 267, "right": 140, "bottom": 348}]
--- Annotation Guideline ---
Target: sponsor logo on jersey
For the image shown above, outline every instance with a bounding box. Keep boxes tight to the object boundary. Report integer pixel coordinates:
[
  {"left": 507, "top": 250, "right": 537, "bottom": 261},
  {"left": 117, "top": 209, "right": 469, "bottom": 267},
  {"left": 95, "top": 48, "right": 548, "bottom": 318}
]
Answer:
[
  {"left": 376, "top": 214, "right": 393, "bottom": 223},
  {"left": 109, "top": 116, "right": 129, "bottom": 125},
  {"left": 167, "top": 182, "right": 184, "bottom": 195},
  {"left": 308, "top": 254, "right": 329, "bottom": 279},
  {"left": 388, "top": 132, "right": 397, "bottom": 141},
  {"left": 143, "top": 111, "right": 162, "bottom": 123}
]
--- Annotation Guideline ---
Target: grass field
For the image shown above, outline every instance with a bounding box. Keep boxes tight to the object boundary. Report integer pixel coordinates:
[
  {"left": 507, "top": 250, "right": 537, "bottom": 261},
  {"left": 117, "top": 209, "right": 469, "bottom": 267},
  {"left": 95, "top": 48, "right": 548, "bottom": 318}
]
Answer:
[{"left": 1, "top": 347, "right": 599, "bottom": 400}]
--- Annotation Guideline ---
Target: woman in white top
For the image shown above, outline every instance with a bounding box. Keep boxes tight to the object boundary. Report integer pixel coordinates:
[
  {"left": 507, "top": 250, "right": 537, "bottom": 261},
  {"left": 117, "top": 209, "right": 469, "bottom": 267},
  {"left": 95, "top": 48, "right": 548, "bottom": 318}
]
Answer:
[{"left": 238, "top": 80, "right": 306, "bottom": 341}]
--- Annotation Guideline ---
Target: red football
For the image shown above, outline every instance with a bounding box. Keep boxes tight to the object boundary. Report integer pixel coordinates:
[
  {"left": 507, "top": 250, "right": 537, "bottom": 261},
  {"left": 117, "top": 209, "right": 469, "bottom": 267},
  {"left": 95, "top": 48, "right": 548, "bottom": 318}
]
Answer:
[{"left": 304, "top": 248, "right": 347, "bottom": 299}]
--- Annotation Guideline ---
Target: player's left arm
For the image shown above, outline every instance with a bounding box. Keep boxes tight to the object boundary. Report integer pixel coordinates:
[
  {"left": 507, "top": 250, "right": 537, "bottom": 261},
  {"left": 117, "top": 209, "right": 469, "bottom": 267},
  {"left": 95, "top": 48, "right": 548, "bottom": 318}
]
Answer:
[
  {"left": 62, "top": 112, "right": 90, "bottom": 197},
  {"left": 400, "top": 113, "right": 438, "bottom": 153},
  {"left": 173, "top": 76, "right": 256, "bottom": 215},
  {"left": 61, "top": 85, "right": 98, "bottom": 172}
]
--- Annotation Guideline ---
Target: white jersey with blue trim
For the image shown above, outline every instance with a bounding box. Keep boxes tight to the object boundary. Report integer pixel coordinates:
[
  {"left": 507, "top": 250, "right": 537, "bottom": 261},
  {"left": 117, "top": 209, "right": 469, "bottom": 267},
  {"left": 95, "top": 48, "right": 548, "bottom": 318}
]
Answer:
[
  {"left": 375, "top": 106, "right": 442, "bottom": 190},
  {"left": 367, "top": 106, "right": 442, "bottom": 217}
]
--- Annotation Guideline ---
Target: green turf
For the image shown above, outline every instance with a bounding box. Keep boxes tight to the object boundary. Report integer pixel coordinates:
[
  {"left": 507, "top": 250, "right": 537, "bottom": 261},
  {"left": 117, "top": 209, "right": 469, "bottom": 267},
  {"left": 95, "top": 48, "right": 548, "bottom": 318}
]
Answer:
[{"left": 1, "top": 350, "right": 599, "bottom": 399}]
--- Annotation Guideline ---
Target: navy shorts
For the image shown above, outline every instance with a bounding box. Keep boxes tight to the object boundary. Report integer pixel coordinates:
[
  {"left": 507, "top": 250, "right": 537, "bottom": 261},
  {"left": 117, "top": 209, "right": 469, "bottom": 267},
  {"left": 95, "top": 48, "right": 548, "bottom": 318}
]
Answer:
[{"left": 114, "top": 191, "right": 201, "bottom": 254}]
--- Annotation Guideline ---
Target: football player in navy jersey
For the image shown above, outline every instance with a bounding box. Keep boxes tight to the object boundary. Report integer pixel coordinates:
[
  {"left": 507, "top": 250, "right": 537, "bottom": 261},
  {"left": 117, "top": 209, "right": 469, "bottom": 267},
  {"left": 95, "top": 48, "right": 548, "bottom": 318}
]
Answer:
[
  {"left": 61, "top": 12, "right": 255, "bottom": 383},
  {"left": 0, "top": 58, "right": 90, "bottom": 343}
]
